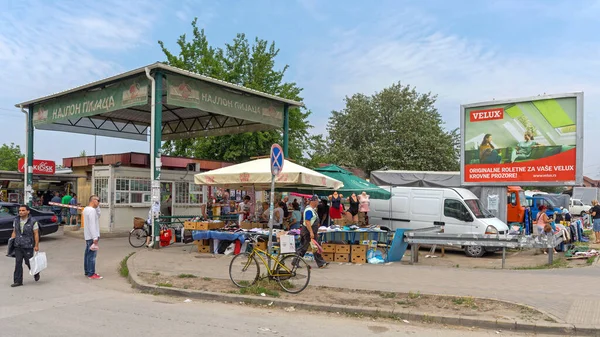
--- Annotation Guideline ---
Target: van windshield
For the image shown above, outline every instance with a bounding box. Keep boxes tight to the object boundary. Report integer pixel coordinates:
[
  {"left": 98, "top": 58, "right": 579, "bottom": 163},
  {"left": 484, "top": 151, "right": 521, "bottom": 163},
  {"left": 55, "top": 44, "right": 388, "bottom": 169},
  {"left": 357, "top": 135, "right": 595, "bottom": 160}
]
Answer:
[
  {"left": 518, "top": 191, "right": 528, "bottom": 207},
  {"left": 464, "top": 199, "right": 494, "bottom": 218}
]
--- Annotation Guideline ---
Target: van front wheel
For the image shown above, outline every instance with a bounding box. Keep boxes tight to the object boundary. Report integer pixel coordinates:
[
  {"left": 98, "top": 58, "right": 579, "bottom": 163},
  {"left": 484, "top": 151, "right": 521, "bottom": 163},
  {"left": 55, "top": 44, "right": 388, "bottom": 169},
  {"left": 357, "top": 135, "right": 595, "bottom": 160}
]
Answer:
[{"left": 464, "top": 245, "right": 485, "bottom": 258}]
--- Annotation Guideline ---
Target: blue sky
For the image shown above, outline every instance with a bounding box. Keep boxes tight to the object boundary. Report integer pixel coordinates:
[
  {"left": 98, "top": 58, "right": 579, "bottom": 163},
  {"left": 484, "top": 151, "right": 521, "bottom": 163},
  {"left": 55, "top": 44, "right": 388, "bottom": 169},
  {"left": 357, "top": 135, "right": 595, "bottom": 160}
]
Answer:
[{"left": 1, "top": 0, "right": 600, "bottom": 177}]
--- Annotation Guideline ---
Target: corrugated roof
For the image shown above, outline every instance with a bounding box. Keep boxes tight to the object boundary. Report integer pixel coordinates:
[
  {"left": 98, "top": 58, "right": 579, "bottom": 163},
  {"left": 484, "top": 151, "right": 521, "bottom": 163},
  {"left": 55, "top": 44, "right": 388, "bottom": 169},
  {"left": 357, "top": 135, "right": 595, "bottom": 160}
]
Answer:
[{"left": 15, "top": 62, "right": 304, "bottom": 108}]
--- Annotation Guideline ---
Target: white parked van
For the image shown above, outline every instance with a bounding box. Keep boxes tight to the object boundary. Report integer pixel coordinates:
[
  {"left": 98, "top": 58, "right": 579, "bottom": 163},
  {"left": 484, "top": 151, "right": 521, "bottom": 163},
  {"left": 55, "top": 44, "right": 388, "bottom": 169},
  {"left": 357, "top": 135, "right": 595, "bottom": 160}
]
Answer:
[{"left": 369, "top": 186, "right": 509, "bottom": 257}]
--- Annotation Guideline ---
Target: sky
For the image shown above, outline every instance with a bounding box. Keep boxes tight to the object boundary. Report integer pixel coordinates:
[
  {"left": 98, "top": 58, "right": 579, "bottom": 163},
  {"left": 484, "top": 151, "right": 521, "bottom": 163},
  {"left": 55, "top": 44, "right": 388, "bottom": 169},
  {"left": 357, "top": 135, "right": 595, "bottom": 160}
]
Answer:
[{"left": 1, "top": 0, "right": 600, "bottom": 177}]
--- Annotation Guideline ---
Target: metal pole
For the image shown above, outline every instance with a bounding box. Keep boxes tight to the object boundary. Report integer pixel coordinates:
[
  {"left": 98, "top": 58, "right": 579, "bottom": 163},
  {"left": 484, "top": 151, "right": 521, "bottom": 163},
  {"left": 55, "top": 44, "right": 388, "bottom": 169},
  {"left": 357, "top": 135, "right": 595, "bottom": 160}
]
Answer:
[
  {"left": 267, "top": 174, "right": 276, "bottom": 270},
  {"left": 146, "top": 68, "right": 163, "bottom": 249},
  {"left": 94, "top": 134, "right": 97, "bottom": 156},
  {"left": 26, "top": 105, "right": 34, "bottom": 206},
  {"left": 548, "top": 243, "right": 554, "bottom": 265},
  {"left": 502, "top": 247, "right": 506, "bottom": 269},
  {"left": 282, "top": 104, "right": 289, "bottom": 158}
]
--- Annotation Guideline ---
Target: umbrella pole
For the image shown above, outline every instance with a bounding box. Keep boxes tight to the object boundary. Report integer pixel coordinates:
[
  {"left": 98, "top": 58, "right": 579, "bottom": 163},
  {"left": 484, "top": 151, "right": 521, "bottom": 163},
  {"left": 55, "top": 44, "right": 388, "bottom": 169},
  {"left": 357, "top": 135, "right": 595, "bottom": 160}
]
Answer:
[{"left": 267, "top": 175, "right": 276, "bottom": 270}]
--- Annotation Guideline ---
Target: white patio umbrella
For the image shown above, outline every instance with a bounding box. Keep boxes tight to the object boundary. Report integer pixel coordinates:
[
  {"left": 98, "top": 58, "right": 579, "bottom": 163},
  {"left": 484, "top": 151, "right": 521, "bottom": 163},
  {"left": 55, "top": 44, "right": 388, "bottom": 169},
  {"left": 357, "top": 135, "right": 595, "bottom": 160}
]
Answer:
[{"left": 194, "top": 158, "right": 344, "bottom": 190}]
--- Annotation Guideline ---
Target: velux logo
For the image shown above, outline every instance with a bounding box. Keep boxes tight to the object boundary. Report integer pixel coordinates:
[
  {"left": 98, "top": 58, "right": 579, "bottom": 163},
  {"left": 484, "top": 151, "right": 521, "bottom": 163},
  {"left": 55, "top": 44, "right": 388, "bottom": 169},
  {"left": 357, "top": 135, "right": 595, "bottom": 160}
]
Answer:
[{"left": 470, "top": 108, "right": 504, "bottom": 122}]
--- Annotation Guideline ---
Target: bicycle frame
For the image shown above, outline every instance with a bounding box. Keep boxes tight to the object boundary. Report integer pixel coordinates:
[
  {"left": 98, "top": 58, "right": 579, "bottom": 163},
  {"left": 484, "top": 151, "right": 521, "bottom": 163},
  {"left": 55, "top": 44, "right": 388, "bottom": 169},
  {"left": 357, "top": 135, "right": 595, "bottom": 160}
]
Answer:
[{"left": 247, "top": 247, "right": 295, "bottom": 278}]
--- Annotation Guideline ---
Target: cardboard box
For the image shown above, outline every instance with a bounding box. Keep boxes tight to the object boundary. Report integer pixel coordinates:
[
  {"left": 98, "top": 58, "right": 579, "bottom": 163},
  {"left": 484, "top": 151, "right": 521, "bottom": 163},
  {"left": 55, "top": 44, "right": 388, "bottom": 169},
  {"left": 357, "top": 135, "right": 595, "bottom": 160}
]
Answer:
[
  {"left": 240, "top": 221, "right": 254, "bottom": 230},
  {"left": 208, "top": 221, "right": 224, "bottom": 230},
  {"left": 184, "top": 221, "right": 198, "bottom": 230},
  {"left": 351, "top": 255, "right": 366, "bottom": 264},
  {"left": 335, "top": 253, "right": 350, "bottom": 263},
  {"left": 193, "top": 239, "right": 210, "bottom": 247},
  {"left": 351, "top": 244, "right": 368, "bottom": 257},
  {"left": 322, "top": 243, "right": 336, "bottom": 253},
  {"left": 197, "top": 245, "right": 211, "bottom": 253},
  {"left": 335, "top": 244, "right": 351, "bottom": 254},
  {"left": 256, "top": 241, "right": 267, "bottom": 251},
  {"left": 322, "top": 252, "right": 335, "bottom": 262},
  {"left": 279, "top": 235, "right": 296, "bottom": 254}
]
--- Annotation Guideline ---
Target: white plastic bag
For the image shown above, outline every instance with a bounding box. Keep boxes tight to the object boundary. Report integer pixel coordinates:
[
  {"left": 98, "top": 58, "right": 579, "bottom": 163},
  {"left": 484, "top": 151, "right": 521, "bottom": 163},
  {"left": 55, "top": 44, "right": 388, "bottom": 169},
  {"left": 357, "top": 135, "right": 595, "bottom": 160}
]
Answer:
[{"left": 29, "top": 251, "right": 47, "bottom": 275}]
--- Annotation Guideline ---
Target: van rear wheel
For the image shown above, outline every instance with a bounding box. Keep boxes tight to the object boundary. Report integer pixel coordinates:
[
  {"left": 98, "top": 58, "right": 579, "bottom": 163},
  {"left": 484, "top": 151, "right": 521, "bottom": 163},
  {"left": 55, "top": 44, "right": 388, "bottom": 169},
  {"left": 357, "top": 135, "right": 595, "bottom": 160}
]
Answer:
[
  {"left": 464, "top": 245, "right": 485, "bottom": 258},
  {"left": 581, "top": 211, "right": 587, "bottom": 217}
]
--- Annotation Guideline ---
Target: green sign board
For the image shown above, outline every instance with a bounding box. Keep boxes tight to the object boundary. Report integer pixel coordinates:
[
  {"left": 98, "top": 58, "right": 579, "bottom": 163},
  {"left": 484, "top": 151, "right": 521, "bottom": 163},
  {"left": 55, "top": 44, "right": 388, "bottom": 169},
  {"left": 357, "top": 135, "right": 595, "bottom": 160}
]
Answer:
[
  {"left": 32, "top": 75, "right": 149, "bottom": 126},
  {"left": 166, "top": 74, "right": 284, "bottom": 127}
]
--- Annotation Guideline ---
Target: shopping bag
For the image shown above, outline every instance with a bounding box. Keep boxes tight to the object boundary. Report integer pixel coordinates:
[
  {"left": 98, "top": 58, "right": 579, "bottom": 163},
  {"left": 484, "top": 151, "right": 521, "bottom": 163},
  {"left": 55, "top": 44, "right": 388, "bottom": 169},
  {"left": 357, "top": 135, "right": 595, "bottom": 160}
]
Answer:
[
  {"left": 280, "top": 235, "right": 296, "bottom": 254},
  {"left": 6, "top": 238, "right": 15, "bottom": 258},
  {"left": 29, "top": 252, "right": 47, "bottom": 275},
  {"left": 310, "top": 239, "right": 323, "bottom": 254}
]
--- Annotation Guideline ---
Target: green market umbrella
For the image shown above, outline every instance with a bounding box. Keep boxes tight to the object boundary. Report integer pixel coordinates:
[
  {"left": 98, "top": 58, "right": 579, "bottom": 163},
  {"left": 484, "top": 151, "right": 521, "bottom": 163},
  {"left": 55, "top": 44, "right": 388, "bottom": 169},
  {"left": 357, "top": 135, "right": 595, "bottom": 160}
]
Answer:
[{"left": 279, "top": 165, "right": 391, "bottom": 200}]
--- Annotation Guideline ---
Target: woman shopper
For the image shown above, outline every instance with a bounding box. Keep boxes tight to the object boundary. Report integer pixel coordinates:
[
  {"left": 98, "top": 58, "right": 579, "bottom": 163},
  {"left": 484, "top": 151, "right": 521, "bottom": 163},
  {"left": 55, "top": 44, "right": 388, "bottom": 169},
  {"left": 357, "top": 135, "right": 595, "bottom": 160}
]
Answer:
[{"left": 590, "top": 200, "right": 600, "bottom": 243}]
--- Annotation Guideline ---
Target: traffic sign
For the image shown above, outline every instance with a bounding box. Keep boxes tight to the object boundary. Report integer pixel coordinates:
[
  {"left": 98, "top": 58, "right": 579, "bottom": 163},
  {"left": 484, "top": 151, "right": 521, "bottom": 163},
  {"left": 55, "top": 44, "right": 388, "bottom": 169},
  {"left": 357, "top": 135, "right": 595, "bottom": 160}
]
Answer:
[{"left": 270, "top": 144, "right": 284, "bottom": 176}]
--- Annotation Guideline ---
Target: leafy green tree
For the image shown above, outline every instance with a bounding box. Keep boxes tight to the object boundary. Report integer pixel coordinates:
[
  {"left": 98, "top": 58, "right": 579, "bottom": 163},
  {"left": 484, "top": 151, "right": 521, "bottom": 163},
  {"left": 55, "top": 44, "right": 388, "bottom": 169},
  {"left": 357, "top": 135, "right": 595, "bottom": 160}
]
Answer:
[
  {"left": 79, "top": 150, "right": 86, "bottom": 157},
  {"left": 158, "top": 18, "right": 313, "bottom": 163},
  {"left": 0, "top": 143, "right": 23, "bottom": 171},
  {"left": 326, "top": 82, "right": 459, "bottom": 174}
]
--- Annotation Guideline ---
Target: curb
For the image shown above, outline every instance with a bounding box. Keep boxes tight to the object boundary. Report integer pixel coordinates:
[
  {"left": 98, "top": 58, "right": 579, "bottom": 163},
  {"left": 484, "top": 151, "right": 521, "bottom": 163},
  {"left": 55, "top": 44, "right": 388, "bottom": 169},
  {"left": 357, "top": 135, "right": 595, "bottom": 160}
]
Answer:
[
  {"left": 125, "top": 254, "right": 596, "bottom": 336},
  {"left": 64, "top": 229, "right": 130, "bottom": 239}
]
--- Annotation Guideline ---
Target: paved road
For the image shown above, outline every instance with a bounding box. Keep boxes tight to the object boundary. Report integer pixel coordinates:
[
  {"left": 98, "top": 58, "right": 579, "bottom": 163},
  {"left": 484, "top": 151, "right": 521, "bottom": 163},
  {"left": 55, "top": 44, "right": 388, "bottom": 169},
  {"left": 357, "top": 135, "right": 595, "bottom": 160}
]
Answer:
[{"left": 1, "top": 230, "right": 550, "bottom": 337}]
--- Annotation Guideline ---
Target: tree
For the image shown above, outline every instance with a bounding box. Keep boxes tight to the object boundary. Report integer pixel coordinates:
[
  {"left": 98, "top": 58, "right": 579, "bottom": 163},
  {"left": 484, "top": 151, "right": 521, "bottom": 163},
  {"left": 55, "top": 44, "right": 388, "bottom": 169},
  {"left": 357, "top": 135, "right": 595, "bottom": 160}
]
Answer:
[
  {"left": 0, "top": 143, "right": 23, "bottom": 171},
  {"left": 79, "top": 150, "right": 86, "bottom": 157},
  {"left": 158, "top": 18, "right": 313, "bottom": 163},
  {"left": 325, "top": 82, "right": 459, "bottom": 174}
]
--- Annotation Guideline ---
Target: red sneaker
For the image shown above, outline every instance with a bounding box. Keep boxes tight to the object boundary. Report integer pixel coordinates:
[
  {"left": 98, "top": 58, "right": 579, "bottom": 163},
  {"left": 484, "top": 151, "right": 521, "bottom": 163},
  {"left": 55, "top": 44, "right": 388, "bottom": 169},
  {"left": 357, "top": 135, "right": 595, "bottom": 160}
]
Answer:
[{"left": 88, "top": 274, "right": 103, "bottom": 280}]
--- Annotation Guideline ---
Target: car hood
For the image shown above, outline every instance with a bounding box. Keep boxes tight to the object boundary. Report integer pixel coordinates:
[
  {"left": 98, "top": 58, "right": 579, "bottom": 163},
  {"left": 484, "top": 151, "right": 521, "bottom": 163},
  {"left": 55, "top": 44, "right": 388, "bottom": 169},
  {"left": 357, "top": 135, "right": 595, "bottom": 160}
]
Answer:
[{"left": 478, "top": 217, "right": 509, "bottom": 231}]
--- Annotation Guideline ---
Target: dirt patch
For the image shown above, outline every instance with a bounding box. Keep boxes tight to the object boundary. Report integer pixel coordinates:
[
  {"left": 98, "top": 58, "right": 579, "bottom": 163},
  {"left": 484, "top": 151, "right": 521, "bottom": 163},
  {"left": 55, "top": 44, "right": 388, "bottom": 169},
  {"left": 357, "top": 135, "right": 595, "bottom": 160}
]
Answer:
[
  {"left": 138, "top": 272, "right": 555, "bottom": 323},
  {"left": 404, "top": 247, "right": 592, "bottom": 269}
]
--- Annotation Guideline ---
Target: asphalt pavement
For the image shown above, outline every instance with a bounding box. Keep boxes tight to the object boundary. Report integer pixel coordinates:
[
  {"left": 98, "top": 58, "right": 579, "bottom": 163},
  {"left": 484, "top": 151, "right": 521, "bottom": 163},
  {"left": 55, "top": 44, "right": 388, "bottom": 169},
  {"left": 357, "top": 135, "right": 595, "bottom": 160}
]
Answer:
[{"left": 1, "top": 229, "right": 555, "bottom": 337}]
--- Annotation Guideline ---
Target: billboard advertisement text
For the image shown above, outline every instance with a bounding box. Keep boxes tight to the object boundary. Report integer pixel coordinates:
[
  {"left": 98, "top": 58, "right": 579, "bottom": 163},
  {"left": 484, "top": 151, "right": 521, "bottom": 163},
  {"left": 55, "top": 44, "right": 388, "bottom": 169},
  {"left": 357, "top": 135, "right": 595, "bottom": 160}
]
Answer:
[{"left": 461, "top": 93, "right": 582, "bottom": 185}]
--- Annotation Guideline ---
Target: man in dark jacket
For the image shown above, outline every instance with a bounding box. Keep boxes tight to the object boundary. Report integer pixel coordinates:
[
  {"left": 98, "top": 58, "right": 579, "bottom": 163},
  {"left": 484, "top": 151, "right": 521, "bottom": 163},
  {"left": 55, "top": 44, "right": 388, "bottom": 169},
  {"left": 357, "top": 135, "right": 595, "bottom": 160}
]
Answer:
[{"left": 10, "top": 205, "right": 40, "bottom": 287}]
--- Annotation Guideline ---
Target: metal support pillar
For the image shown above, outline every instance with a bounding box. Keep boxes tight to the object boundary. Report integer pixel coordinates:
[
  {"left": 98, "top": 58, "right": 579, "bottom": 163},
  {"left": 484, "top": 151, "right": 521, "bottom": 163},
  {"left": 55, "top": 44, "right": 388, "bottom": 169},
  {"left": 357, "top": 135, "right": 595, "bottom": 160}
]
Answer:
[
  {"left": 282, "top": 104, "right": 289, "bottom": 158},
  {"left": 25, "top": 105, "right": 34, "bottom": 206},
  {"left": 148, "top": 70, "right": 163, "bottom": 249}
]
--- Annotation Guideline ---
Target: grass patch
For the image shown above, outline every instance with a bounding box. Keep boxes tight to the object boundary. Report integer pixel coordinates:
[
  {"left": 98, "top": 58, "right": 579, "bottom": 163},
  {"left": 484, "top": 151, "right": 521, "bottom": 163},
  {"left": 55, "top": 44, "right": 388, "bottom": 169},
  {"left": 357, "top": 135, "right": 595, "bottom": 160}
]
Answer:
[
  {"left": 408, "top": 291, "right": 421, "bottom": 299},
  {"left": 379, "top": 292, "right": 397, "bottom": 299},
  {"left": 237, "top": 279, "right": 280, "bottom": 298},
  {"left": 584, "top": 229, "right": 592, "bottom": 237},
  {"left": 587, "top": 256, "right": 597, "bottom": 265},
  {"left": 177, "top": 273, "right": 197, "bottom": 279},
  {"left": 513, "top": 258, "right": 569, "bottom": 270},
  {"left": 452, "top": 297, "right": 477, "bottom": 309},
  {"left": 156, "top": 282, "right": 173, "bottom": 287},
  {"left": 119, "top": 252, "right": 135, "bottom": 278},
  {"left": 202, "top": 277, "right": 212, "bottom": 281},
  {"left": 396, "top": 300, "right": 415, "bottom": 306},
  {"left": 153, "top": 272, "right": 160, "bottom": 276}
]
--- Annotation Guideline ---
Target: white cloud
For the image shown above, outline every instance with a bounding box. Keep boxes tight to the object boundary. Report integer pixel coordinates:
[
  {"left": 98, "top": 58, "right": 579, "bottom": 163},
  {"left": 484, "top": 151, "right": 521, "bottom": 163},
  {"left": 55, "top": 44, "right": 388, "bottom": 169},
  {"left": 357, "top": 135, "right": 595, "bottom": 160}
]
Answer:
[
  {"left": 297, "top": 5, "right": 600, "bottom": 177},
  {"left": 0, "top": 0, "right": 160, "bottom": 102}
]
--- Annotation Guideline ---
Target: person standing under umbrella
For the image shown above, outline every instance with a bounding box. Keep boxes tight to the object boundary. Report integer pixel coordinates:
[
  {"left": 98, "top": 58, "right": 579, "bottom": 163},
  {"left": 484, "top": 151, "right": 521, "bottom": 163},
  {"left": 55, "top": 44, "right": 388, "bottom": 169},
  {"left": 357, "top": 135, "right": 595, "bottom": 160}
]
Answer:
[{"left": 296, "top": 195, "right": 328, "bottom": 269}]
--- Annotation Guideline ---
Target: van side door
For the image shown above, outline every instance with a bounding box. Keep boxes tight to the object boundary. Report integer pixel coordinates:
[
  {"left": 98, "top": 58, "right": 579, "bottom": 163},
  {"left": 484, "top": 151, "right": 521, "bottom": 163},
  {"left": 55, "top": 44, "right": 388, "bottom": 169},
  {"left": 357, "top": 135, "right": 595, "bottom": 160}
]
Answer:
[{"left": 442, "top": 199, "right": 475, "bottom": 234}]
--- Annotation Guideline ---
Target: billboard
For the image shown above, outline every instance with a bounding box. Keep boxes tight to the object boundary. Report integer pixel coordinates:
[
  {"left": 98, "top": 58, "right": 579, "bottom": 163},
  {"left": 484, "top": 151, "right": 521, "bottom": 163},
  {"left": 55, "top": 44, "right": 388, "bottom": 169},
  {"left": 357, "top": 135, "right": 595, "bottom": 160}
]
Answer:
[{"left": 460, "top": 93, "right": 583, "bottom": 186}]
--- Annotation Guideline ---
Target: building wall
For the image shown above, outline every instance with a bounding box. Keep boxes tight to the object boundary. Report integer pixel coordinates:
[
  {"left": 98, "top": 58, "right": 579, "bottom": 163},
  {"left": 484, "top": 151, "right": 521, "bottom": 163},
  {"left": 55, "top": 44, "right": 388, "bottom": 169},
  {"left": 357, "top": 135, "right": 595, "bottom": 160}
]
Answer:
[{"left": 91, "top": 165, "right": 204, "bottom": 232}]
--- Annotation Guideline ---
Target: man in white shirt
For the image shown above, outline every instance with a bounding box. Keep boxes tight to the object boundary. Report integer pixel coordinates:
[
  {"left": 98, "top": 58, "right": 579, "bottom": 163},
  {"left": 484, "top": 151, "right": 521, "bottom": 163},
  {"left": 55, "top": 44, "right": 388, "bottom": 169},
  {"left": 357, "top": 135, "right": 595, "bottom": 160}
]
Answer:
[{"left": 83, "top": 195, "right": 102, "bottom": 279}]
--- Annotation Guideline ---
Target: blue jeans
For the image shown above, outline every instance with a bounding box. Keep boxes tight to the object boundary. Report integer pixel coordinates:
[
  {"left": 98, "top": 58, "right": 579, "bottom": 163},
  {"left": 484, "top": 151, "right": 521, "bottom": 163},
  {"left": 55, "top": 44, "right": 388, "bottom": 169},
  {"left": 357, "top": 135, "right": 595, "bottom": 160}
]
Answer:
[{"left": 84, "top": 239, "right": 98, "bottom": 276}]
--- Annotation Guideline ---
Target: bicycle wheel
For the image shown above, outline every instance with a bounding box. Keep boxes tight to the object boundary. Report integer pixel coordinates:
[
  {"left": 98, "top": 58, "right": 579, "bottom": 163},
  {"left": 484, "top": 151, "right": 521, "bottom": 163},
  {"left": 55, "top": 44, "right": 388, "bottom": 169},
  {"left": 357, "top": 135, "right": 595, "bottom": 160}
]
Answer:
[
  {"left": 275, "top": 254, "right": 311, "bottom": 294},
  {"left": 129, "top": 228, "right": 147, "bottom": 248},
  {"left": 229, "top": 252, "right": 260, "bottom": 288}
]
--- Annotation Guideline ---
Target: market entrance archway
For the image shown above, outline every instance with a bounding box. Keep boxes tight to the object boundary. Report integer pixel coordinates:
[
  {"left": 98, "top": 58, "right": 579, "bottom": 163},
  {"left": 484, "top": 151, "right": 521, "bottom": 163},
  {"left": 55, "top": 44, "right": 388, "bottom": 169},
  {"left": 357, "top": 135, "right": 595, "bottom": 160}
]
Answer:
[{"left": 15, "top": 62, "right": 303, "bottom": 247}]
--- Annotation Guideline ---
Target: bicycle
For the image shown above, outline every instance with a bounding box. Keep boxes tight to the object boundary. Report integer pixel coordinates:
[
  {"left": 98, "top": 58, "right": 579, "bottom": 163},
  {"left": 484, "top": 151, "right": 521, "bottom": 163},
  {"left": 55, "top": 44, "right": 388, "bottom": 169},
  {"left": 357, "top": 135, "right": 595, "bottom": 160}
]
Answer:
[
  {"left": 129, "top": 223, "right": 150, "bottom": 248},
  {"left": 229, "top": 234, "right": 311, "bottom": 294},
  {"left": 129, "top": 217, "right": 166, "bottom": 248}
]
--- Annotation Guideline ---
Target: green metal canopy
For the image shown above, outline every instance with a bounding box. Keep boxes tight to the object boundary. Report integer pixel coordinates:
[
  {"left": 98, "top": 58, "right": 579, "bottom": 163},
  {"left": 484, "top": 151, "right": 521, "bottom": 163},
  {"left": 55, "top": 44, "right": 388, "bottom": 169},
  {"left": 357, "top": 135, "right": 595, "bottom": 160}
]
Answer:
[{"left": 281, "top": 165, "right": 391, "bottom": 199}]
